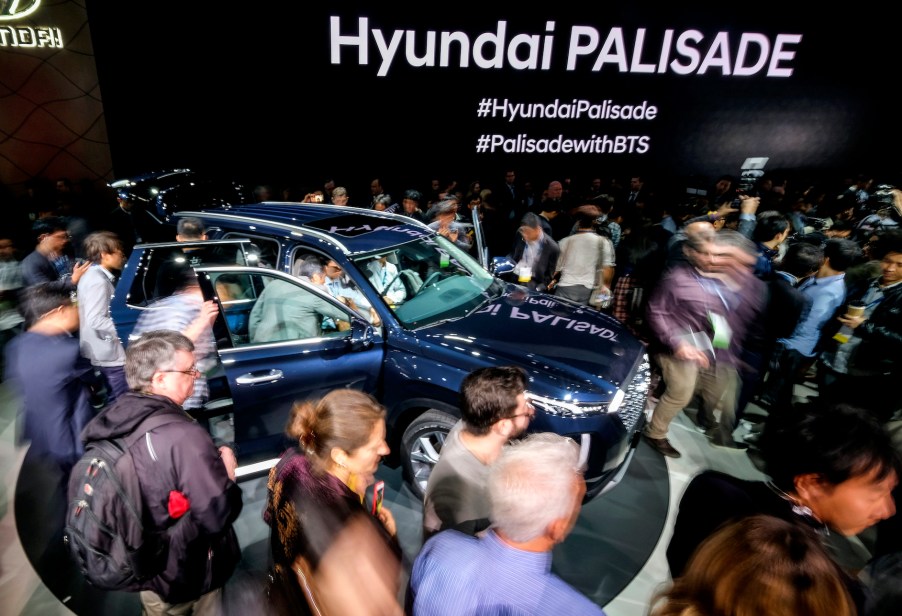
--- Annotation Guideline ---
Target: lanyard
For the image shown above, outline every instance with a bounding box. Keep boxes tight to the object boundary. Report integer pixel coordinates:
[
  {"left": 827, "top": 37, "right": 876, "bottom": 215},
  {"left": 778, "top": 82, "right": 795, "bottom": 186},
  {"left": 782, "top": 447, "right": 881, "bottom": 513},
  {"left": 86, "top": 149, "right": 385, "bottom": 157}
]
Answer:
[{"left": 693, "top": 273, "right": 731, "bottom": 312}]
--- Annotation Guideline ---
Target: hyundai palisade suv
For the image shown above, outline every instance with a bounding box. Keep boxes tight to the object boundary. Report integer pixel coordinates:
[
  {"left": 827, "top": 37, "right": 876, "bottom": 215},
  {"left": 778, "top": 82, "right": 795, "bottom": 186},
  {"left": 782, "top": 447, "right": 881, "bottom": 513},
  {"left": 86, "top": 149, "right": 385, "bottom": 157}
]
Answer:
[{"left": 109, "top": 203, "right": 651, "bottom": 500}]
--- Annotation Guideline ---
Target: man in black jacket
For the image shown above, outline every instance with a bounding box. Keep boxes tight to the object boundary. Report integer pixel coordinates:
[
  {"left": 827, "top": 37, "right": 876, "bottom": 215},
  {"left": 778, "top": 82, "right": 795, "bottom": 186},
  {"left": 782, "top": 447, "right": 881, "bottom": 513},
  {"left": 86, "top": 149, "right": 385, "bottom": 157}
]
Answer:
[
  {"left": 817, "top": 229, "right": 902, "bottom": 421},
  {"left": 80, "top": 330, "right": 242, "bottom": 614},
  {"left": 20, "top": 217, "right": 90, "bottom": 290},
  {"left": 508, "top": 213, "right": 560, "bottom": 293},
  {"left": 667, "top": 402, "right": 898, "bottom": 614}
]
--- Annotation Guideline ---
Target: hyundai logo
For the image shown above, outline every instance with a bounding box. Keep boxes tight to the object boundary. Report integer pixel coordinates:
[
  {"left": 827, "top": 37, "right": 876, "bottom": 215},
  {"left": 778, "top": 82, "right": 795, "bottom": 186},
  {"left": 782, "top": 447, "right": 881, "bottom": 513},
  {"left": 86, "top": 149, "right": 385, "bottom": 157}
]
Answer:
[{"left": 0, "top": 0, "right": 41, "bottom": 21}]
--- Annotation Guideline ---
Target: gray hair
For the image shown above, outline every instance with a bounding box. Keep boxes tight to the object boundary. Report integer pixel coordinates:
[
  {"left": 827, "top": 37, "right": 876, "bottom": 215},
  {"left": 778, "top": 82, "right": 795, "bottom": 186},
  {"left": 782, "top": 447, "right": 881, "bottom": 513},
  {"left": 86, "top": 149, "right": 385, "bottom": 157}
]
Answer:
[
  {"left": 488, "top": 433, "right": 583, "bottom": 542},
  {"left": 126, "top": 330, "right": 194, "bottom": 392},
  {"left": 332, "top": 186, "right": 348, "bottom": 198},
  {"left": 294, "top": 258, "right": 324, "bottom": 279},
  {"left": 713, "top": 228, "right": 756, "bottom": 256},
  {"left": 373, "top": 193, "right": 393, "bottom": 207}
]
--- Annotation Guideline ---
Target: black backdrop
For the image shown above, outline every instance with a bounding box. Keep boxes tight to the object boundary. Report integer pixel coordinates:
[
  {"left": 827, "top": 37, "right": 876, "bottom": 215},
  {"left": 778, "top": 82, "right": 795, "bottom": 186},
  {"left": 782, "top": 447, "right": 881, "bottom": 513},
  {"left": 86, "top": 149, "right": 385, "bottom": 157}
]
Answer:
[{"left": 84, "top": 2, "right": 901, "bottom": 197}]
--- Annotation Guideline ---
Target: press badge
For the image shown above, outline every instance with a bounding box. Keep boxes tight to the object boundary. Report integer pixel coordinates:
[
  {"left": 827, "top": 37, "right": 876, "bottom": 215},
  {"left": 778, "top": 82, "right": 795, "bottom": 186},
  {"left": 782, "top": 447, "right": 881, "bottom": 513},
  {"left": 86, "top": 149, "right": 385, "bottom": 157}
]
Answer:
[{"left": 708, "top": 312, "right": 732, "bottom": 349}]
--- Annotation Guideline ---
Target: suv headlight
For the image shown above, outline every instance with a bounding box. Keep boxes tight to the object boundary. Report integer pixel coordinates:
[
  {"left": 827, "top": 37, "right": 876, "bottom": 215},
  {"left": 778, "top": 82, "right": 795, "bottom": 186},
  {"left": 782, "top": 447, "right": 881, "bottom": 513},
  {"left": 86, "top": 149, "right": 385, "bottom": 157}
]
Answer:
[
  {"left": 526, "top": 390, "right": 625, "bottom": 418},
  {"left": 525, "top": 354, "right": 651, "bottom": 419}
]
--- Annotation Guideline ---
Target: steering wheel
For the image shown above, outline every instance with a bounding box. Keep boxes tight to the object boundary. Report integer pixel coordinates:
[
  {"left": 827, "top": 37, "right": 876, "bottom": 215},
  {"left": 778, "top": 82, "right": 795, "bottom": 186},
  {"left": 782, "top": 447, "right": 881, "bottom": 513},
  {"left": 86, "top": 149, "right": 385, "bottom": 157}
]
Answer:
[{"left": 420, "top": 270, "right": 443, "bottom": 290}]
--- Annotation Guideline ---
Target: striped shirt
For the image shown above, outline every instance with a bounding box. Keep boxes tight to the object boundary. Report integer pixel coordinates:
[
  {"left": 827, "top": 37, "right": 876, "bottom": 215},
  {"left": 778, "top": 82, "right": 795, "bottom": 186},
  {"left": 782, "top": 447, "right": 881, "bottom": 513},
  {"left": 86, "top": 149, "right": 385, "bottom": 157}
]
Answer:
[{"left": 132, "top": 292, "right": 215, "bottom": 409}]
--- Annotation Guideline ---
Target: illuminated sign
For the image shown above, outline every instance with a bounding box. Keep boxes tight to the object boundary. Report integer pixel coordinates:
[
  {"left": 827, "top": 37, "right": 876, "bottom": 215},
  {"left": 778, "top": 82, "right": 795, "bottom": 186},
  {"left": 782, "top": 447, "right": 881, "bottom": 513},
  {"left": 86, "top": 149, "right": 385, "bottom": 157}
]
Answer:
[
  {"left": 330, "top": 17, "right": 802, "bottom": 78},
  {"left": 0, "top": 0, "right": 62, "bottom": 48},
  {"left": 0, "top": 0, "right": 41, "bottom": 21}
]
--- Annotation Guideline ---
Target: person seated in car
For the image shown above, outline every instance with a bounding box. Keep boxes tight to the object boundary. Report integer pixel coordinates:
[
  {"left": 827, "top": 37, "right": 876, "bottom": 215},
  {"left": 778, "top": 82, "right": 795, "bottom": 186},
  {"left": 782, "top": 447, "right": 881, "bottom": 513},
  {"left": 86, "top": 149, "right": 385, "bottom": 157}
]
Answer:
[
  {"left": 249, "top": 259, "right": 350, "bottom": 343},
  {"left": 427, "top": 199, "right": 472, "bottom": 252},
  {"left": 365, "top": 254, "right": 406, "bottom": 305},
  {"left": 322, "top": 259, "right": 380, "bottom": 326}
]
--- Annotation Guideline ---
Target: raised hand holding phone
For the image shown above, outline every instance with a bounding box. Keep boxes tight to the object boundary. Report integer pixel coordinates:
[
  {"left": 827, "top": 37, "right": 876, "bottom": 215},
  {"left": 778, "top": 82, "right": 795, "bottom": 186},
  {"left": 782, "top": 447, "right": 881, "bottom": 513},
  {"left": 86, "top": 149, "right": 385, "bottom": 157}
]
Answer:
[
  {"left": 371, "top": 480, "right": 385, "bottom": 515},
  {"left": 371, "top": 480, "right": 396, "bottom": 536}
]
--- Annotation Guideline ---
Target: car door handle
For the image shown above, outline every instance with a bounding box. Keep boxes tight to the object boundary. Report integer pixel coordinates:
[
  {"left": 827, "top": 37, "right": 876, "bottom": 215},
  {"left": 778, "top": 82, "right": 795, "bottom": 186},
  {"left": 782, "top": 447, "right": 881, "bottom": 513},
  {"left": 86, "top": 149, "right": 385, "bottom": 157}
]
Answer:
[{"left": 235, "top": 369, "right": 283, "bottom": 385}]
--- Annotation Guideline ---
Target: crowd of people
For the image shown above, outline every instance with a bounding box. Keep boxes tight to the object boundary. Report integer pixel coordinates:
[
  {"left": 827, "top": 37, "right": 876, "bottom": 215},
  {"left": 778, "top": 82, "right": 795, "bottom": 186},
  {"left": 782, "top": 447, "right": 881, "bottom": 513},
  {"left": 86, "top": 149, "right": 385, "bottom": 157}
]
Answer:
[{"left": 1, "top": 167, "right": 901, "bottom": 614}]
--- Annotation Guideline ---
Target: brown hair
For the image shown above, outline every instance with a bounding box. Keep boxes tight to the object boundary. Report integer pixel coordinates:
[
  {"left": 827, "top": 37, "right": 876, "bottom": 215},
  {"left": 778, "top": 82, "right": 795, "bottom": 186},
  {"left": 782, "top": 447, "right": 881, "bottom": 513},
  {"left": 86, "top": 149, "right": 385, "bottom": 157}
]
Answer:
[
  {"left": 82, "top": 231, "right": 122, "bottom": 264},
  {"left": 650, "top": 515, "right": 854, "bottom": 616},
  {"left": 287, "top": 390, "right": 386, "bottom": 473},
  {"left": 460, "top": 366, "right": 527, "bottom": 436}
]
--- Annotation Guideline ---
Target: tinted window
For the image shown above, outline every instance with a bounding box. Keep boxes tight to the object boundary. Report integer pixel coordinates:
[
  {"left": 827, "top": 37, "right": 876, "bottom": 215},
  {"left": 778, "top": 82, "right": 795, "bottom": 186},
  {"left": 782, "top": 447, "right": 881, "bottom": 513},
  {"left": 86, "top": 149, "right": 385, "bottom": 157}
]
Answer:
[
  {"left": 213, "top": 270, "right": 353, "bottom": 347},
  {"left": 126, "top": 243, "right": 246, "bottom": 308}
]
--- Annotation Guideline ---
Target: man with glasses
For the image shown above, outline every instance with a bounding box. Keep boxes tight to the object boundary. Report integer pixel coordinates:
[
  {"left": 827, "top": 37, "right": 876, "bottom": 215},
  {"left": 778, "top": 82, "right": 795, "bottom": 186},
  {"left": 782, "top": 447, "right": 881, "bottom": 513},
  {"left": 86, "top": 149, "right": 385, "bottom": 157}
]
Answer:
[
  {"left": 21, "top": 217, "right": 90, "bottom": 290},
  {"left": 322, "top": 258, "right": 380, "bottom": 324},
  {"left": 79, "top": 330, "right": 242, "bottom": 615},
  {"left": 423, "top": 366, "right": 533, "bottom": 539}
]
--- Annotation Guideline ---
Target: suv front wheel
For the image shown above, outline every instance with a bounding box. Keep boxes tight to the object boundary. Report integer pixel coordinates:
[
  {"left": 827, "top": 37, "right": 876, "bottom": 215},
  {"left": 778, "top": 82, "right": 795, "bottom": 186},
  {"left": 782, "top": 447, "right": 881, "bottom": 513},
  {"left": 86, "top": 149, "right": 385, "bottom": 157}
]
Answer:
[{"left": 401, "top": 410, "right": 457, "bottom": 500}]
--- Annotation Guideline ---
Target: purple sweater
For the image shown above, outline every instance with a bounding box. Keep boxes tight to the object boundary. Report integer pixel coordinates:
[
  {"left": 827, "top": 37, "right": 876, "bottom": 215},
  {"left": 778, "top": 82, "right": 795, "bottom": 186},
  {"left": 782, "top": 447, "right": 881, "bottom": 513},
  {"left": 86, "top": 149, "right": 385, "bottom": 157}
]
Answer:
[{"left": 646, "top": 262, "right": 765, "bottom": 366}]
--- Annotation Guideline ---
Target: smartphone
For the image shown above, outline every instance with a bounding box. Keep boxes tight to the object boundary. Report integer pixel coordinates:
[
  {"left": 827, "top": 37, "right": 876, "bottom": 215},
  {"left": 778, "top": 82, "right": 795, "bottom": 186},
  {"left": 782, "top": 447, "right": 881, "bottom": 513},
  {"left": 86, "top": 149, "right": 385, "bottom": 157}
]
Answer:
[{"left": 371, "top": 480, "right": 385, "bottom": 515}]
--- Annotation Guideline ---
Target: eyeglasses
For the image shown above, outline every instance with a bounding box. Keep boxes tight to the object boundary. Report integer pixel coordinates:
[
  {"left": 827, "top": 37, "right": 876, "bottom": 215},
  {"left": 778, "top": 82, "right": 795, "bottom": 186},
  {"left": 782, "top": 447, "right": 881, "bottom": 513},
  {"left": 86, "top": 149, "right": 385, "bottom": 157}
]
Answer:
[
  {"left": 159, "top": 365, "right": 200, "bottom": 378},
  {"left": 506, "top": 398, "right": 535, "bottom": 420}
]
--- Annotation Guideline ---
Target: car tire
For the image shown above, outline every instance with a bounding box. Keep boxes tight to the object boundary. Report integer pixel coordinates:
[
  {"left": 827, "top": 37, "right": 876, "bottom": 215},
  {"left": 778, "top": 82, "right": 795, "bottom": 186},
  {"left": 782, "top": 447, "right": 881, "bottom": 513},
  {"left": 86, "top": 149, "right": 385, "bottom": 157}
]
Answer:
[{"left": 401, "top": 409, "right": 457, "bottom": 501}]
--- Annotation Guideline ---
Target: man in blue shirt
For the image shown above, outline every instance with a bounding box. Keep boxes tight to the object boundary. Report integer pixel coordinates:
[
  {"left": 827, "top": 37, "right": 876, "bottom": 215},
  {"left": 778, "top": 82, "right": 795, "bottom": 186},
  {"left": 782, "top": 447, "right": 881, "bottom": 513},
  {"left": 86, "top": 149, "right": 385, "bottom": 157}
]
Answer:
[
  {"left": 758, "top": 238, "right": 860, "bottom": 410},
  {"left": 410, "top": 433, "right": 605, "bottom": 615}
]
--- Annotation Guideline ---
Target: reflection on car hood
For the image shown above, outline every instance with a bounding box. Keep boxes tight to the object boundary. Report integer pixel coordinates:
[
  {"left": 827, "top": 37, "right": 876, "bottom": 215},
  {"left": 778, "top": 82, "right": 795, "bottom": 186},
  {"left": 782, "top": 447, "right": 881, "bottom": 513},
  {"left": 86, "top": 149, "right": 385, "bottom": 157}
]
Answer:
[{"left": 416, "top": 286, "right": 645, "bottom": 400}]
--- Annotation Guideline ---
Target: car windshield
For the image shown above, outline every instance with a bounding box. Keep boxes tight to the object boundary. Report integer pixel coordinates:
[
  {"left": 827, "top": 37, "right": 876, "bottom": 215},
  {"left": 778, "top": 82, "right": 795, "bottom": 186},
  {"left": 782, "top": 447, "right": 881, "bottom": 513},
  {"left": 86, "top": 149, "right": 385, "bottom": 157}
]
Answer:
[{"left": 349, "top": 235, "right": 502, "bottom": 329}]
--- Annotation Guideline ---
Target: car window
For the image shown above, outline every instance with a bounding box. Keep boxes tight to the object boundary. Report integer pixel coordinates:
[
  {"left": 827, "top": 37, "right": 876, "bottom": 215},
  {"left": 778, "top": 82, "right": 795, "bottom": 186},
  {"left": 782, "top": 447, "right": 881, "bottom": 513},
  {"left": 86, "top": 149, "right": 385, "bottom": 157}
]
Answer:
[
  {"left": 289, "top": 248, "right": 382, "bottom": 328},
  {"left": 222, "top": 232, "right": 279, "bottom": 269},
  {"left": 349, "top": 235, "right": 501, "bottom": 329},
  {"left": 126, "top": 243, "right": 247, "bottom": 308},
  {"left": 214, "top": 270, "right": 354, "bottom": 347}
]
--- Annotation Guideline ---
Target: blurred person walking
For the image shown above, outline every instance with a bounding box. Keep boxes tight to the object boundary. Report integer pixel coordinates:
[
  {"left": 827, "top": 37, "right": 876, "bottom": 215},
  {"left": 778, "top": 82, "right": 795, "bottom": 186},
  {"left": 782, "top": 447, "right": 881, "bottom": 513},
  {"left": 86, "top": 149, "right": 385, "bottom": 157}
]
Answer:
[
  {"left": 5, "top": 283, "right": 100, "bottom": 597},
  {"left": 410, "top": 433, "right": 605, "bottom": 615},
  {"left": 0, "top": 236, "right": 24, "bottom": 377},
  {"left": 21, "top": 216, "right": 90, "bottom": 290},
  {"left": 264, "top": 389, "right": 403, "bottom": 615},
  {"left": 643, "top": 230, "right": 765, "bottom": 457}
]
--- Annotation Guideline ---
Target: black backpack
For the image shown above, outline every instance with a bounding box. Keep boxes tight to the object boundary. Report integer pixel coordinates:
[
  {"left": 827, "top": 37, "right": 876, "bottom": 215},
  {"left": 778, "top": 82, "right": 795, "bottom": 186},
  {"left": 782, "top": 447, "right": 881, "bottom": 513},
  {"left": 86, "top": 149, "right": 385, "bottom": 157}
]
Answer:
[{"left": 64, "top": 414, "right": 182, "bottom": 590}]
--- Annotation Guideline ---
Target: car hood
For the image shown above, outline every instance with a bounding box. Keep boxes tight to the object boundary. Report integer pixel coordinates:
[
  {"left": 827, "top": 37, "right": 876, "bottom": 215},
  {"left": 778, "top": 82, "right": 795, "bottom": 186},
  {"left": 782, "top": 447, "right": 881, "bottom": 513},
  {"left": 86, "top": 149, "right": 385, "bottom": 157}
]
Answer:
[{"left": 414, "top": 286, "right": 646, "bottom": 401}]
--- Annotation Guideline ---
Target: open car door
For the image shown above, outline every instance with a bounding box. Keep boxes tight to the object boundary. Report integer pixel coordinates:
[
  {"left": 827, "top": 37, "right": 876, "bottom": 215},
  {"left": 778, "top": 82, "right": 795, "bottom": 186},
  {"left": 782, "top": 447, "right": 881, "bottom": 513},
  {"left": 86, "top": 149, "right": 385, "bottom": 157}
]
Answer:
[{"left": 194, "top": 266, "right": 385, "bottom": 472}]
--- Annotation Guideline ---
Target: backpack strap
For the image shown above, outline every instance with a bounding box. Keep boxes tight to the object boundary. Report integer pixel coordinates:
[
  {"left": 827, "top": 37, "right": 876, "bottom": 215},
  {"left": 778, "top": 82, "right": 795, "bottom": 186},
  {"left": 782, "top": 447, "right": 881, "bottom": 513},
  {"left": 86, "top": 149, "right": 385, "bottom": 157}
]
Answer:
[{"left": 120, "top": 411, "right": 191, "bottom": 451}]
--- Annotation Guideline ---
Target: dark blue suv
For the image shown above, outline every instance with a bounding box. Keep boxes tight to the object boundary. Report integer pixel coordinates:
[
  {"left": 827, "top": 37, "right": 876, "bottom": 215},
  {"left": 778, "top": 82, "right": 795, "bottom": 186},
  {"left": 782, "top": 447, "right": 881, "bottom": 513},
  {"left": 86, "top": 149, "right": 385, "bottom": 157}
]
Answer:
[{"left": 110, "top": 203, "right": 650, "bottom": 499}]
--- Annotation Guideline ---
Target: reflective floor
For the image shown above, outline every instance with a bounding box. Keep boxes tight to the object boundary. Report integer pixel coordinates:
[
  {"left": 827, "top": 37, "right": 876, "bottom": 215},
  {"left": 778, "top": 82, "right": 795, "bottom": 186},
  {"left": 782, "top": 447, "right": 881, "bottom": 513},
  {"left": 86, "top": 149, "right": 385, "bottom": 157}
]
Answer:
[{"left": 0, "top": 379, "right": 871, "bottom": 615}]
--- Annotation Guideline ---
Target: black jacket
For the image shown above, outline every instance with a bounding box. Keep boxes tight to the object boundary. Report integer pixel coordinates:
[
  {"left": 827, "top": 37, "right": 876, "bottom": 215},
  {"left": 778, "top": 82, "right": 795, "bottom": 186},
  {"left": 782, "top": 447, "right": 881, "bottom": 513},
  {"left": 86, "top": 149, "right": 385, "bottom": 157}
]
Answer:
[
  {"left": 20, "top": 250, "right": 75, "bottom": 291},
  {"left": 81, "top": 392, "right": 243, "bottom": 602},
  {"left": 508, "top": 233, "right": 561, "bottom": 292},
  {"left": 668, "top": 471, "right": 868, "bottom": 614},
  {"left": 820, "top": 278, "right": 902, "bottom": 376}
]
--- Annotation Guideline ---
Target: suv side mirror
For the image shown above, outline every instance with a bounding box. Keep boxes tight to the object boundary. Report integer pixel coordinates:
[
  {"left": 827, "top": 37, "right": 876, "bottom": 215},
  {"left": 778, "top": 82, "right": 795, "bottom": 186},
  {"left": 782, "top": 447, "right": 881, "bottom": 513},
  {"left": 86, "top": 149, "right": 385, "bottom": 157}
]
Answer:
[
  {"left": 490, "top": 256, "right": 516, "bottom": 276},
  {"left": 350, "top": 319, "right": 375, "bottom": 351}
]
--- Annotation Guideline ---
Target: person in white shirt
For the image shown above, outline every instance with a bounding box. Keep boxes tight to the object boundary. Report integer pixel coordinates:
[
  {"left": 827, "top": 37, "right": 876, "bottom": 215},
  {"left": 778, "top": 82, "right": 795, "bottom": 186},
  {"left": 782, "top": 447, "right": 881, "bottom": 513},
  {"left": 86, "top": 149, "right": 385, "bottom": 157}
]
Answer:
[{"left": 365, "top": 254, "right": 406, "bottom": 305}]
